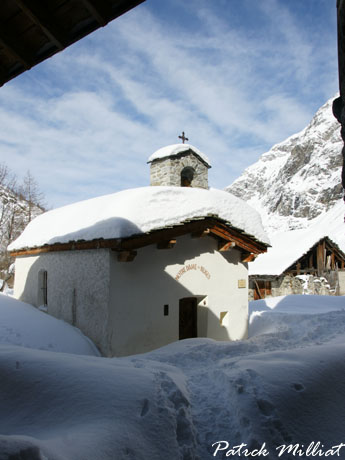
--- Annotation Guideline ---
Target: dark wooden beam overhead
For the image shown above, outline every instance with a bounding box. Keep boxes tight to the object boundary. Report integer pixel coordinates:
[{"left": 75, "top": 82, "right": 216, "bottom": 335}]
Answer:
[
  {"left": 157, "top": 239, "right": 177, "bottom": 249},
  {"left": 218, "top": 241, "right": 235, "bottom": 252},
  {"left": 0, "top": 0, "right": 145, "bottom": 87},
  {"left": 0, "top": 21, "right": 32, "bottom": 69},
  {"left": 80, "top": 0, "right": 112, "bottom": 26},
  {"left": 13, "top": 0, "right": 66, "bottom": 49},
  {"left": 241, "top": 252, "right": 256, "bottom": 263}
]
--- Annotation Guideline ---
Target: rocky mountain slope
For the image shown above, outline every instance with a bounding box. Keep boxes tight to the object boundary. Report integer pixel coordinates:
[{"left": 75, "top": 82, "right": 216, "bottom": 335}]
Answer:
[{"left": 226, "top": 96, "right": 343, "bottom": 235}]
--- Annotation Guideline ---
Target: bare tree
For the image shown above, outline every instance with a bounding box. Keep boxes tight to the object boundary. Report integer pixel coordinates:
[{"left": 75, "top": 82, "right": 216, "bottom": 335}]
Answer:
[
  {"left": 0, "top": 165, "right": 45, "bottom": 286},
  {"left": 18, "top": 170, "right": 45, "bottom": 224}
]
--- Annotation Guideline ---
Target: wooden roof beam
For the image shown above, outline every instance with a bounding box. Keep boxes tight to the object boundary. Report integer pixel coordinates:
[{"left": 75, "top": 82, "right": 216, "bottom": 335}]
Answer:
[
  {"left": 13, "top": 0, "right": 67, "bottom": 49},
  {"left": 191, "top": 229, "right": 210, "bottom": 238},
  {"left": 242, "top": 252, "right": 257, "bottom": 263},
  {"left": 218, "top": 241, "right": 235, "bottom": 252},
  {"left": 80, "top": 0, "right": 111, "bottom": 26},
  {"left": 0, "top": 33, "right": 31, "bottom": 69},
  {"left": 210, "top": 226, "right": 264, "bottom": 255},
  {"left": 157, "top": 239, "right": 176, "bottom": 249}
]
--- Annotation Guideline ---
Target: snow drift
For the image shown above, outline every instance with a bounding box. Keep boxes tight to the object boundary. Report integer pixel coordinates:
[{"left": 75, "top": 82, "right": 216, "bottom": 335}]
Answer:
[{"left": 1, "top": 294, "right": 345, "bottom": 459}]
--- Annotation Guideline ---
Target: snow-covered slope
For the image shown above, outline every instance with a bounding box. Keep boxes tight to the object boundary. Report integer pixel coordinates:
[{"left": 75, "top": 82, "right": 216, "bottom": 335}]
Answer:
[
  {"left": 1, "top": 294, "right": 345, "bottom": 459},
  {"left": 226, "top": 96, "right": 343, "bottom": 234}
]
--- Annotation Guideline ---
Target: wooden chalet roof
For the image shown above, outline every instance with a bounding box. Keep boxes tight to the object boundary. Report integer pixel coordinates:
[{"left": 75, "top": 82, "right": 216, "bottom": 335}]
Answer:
[
  {"left": 283, "top": 236, "right": 345, "bottom": 275},
  {"left": 0, "top": 0, "right": 145, "bottom": 87},
  {"left": 250, "top": 235, "right": 345, "bottom": 277}
]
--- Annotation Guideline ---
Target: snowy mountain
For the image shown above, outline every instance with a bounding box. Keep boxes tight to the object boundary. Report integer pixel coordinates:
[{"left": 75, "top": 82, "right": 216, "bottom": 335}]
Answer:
[{"left": 226, "top": 96, "right": 343, "bottom": 235}]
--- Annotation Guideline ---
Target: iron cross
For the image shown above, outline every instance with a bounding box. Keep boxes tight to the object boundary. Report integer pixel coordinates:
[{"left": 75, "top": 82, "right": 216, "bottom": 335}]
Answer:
[{"left": 178, "top": 131, "right": 189, "bottom": 143}]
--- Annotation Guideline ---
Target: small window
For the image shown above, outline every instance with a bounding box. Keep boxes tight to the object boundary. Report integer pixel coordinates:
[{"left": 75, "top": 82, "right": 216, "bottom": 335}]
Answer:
[
  {"left": 164, "top": 304, "right": 169, "bottom": 316},
  {"left": 38, "top": 270, "right": 48, "bottom": 307},
  {"left": 181, "top": 167, "right": 195, "bottom": 187}
]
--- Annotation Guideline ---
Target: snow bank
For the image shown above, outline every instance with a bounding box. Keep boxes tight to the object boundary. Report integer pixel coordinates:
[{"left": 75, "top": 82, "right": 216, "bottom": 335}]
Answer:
[
  {"left": 0, "top": 294, "right": 100, "bottom": 356},
  {"left": 1, "top": 295, "right": 345, "bottom": 459},
  {"left": 8, "top": 186, "right": 269, "bottom": 251},
  {"left": 147, "top": 143, "right": 211, "bottom": 167},
  {"left": 249, "top": 295, "right": 345, "bottom": 339}
]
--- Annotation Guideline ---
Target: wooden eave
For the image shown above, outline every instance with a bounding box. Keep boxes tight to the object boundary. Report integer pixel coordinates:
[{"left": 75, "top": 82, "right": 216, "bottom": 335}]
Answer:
[
  {"left": 0, "top": 0, "right": 145, "bottom": 87},
  {"left": 10, "top": 217, "right": 269, "bottom": 258}
]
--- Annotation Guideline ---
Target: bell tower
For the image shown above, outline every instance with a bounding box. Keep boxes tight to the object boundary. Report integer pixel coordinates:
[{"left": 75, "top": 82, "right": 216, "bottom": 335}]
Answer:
[{"left": 147, "top": 143, "right": 211, "bottom": 189}]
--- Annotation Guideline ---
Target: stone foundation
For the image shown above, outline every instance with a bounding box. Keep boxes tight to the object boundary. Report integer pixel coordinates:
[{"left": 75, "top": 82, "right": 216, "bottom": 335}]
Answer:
[{"left": 249, "top": 273, "right": 336, "bottom": 301}]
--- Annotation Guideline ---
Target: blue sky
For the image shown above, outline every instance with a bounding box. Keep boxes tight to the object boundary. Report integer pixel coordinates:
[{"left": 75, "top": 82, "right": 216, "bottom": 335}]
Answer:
[{"left": 0, "top": 0, "right": 339, "bottom": 208}]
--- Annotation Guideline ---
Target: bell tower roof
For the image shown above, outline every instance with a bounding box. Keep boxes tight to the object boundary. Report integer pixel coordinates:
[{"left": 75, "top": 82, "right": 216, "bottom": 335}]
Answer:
[{"left": 147, "top": 144, "right": 211, "bottom": 168}]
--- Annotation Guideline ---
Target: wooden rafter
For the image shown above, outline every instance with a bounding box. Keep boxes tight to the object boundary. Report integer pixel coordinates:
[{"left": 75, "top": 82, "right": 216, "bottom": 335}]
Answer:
[
  {"left": 218, "top": 241, "right": 235, "bottom": 252},
  {"left": 242, "top": 253, "right": 256, "bottom": 263},
  {"left": 191, "top": 229, "right": 210, "bottom": 238},
  {"left": 209, "top": 225, "right": 266, "bottom": 254},
  {"left": 13, "top": 0, "right": 66, "bottom": 49},
  {"left": 0, "top": 0, "right": 146, "bottom": 87},
  {"left": 0, "top": 32, "right": 31, "bottom": 69},
  {"left": 80, "top": 0, "right": 111, "bottom": 26},
  {"left": 157, "top": 239, "right": 176, "bottom": 249}
]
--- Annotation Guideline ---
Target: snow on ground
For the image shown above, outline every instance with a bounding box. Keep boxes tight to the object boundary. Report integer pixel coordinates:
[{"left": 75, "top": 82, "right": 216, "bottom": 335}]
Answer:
[
  {"left": 8, "top": 186, "right": 269, "bottom": 252},
  {"left": 1, "top": 294, "right": 345, "bottom": 459},
  {"left": 0, "top": 293, "right": 100, "bottom": 356}
]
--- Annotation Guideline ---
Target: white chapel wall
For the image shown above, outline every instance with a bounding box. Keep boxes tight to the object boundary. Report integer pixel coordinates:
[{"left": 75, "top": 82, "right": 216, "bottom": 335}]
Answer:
[
  {"left": 108, "top": 234, "right": 249, "bottom": 356},
  {"left": 14, "top": 235, "right": 250, "bottom": 357},
  {"left": 13, "top": 250, "right": 110, "bottom": 353}
]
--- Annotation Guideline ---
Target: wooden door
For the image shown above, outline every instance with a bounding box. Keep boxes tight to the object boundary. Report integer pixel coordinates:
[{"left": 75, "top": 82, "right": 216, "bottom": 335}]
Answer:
[{"left": 179, "top": 297, "right": 197, "bottom": 340}]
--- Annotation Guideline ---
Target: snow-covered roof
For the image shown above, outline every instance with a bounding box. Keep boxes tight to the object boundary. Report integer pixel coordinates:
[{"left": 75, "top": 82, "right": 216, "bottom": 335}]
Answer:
[
  {"left": 249, "top": 200, "right": 345, "bottom": 276},
  {"left": 147, "top": 144, "right": 211, "bottom": 167},
  {"left": 9, "top": 186, "right": 269, "bottom": 251},
  {"left": 249, "top": 231, "right": 326, "bottom": 276}
]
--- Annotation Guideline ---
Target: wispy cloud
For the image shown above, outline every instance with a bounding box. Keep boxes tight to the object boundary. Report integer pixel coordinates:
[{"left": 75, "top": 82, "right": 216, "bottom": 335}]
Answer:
[{"left": 0, "top": 0, "right": 339, "bottom": 207}]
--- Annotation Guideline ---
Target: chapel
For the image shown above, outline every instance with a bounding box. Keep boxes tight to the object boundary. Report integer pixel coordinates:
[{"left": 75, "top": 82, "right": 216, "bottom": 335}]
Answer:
[{"left": 9, "top": 143, "right": 269, "bottom": 357}]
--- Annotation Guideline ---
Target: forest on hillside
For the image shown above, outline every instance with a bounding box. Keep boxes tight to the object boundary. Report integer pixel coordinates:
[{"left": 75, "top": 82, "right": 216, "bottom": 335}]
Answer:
[{"left": 0, "top": 163, "right": 45, "bottom": 288}]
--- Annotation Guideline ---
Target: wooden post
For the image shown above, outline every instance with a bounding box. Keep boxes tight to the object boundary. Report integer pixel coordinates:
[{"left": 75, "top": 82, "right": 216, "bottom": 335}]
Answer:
[{"left": 317, "top": 242, "right": 324, "bottom": 276}]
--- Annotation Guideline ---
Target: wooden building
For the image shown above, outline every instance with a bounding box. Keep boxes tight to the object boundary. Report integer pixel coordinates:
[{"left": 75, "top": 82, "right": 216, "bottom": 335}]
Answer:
[{"left": 250, "top": 235, "right": 345, "bottom": 300}]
